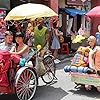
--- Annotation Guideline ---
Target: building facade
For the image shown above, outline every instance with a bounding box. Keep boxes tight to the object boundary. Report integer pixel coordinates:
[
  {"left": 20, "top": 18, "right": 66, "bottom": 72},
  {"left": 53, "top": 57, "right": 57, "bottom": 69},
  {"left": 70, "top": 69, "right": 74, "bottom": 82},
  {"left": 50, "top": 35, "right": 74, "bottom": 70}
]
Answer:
[
  {"left": 59, "top": 0, "right": 88, "bottom": 36},
  {"left": 90, "top": 0, "right": 100, "bottom": 35},
  {"left": 10, "top": 0, "right": 58, "bottom": 13}
]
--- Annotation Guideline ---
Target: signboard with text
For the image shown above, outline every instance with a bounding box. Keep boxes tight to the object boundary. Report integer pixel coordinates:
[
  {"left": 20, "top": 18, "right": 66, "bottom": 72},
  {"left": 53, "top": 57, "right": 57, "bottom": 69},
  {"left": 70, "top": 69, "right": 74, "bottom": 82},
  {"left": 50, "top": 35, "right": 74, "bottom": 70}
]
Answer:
[
  {"left": 66, "top": 0, "right": 83, "bottom": 6},
  {"left": 0, "top": 0, "right": 10, "bottom": 10}
]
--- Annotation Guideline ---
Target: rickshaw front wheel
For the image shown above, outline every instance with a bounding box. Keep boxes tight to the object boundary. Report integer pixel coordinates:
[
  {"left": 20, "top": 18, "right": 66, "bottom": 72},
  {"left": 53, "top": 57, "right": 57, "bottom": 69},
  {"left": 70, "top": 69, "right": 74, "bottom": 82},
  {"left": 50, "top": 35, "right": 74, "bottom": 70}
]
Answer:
[
  {"left": 41, "top": 56, "right": 56, "bottom": 84},
  {"left": 15, "top": 67, "right": 37, "bottom": 100}
]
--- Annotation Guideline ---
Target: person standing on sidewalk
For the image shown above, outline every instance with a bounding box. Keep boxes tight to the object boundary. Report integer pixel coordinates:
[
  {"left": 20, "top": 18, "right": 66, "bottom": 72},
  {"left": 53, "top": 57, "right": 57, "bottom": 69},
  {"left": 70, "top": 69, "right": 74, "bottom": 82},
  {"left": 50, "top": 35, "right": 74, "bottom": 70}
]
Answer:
[
  {"left": 51, "top": 19, "right": 63, "bottom": 63},
  {"left": 95, "top": 25, "right": 100, "bottom": 46}
]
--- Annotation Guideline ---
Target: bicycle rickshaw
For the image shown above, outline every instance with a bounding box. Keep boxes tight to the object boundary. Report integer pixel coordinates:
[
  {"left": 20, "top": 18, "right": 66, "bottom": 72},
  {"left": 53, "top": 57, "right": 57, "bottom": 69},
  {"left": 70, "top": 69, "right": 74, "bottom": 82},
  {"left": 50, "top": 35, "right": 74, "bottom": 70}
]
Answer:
[
  {"left": 0, "top": 45, "right": 56, "bottom": 100},
  {"left": 64, "top": 46, "right": 100, "bottom": 92},
  {"left": 3, "top": 3, "right": 58, "bottom": 100}
]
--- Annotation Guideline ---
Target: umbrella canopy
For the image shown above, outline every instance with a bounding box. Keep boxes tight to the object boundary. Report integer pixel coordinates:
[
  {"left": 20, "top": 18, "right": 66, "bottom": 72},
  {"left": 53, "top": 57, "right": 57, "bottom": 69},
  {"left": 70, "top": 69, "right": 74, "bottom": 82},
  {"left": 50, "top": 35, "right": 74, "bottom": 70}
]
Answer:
[
  {"left": 5, "top": 3, "right": 58, "bottom": 21},
  {"left": 86, "top": 6, "right": 100, "bottom": 17}
]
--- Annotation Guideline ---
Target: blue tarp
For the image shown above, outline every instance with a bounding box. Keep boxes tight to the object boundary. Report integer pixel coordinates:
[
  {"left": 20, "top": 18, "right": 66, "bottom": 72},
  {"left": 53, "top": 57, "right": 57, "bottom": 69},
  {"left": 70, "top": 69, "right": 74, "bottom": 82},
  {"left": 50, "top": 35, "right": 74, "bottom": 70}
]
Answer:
[{"left": 59, "top": 8, "right": 86, "bottom": 16}]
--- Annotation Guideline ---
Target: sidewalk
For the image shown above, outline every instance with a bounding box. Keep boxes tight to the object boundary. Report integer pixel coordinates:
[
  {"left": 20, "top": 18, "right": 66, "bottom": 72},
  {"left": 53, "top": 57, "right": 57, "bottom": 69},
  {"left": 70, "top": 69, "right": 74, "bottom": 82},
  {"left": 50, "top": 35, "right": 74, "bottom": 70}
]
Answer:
[{"left": 57, "top": 53, "right": 74, "bottom": 64}]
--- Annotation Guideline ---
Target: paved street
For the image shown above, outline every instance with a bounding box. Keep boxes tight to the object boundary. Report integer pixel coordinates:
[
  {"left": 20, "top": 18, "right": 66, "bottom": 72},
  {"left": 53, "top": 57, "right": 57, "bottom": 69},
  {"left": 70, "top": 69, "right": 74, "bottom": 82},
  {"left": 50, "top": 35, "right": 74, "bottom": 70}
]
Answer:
[{"left": 0, "top": 55, "right": 100, "bottom": 100}]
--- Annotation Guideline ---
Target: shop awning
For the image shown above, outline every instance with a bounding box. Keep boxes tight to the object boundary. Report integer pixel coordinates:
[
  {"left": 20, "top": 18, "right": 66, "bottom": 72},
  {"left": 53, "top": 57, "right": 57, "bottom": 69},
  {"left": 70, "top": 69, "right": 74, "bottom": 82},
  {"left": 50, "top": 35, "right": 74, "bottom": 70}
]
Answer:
[{"left": 59, "top": 8, "right": 86, "bottom": 16}]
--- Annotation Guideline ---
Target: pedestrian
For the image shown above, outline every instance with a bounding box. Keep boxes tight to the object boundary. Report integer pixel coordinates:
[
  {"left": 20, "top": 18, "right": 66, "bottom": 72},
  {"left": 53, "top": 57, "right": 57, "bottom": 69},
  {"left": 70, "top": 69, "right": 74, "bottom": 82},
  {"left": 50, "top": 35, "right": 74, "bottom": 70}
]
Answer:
[
  {"left": 25, "top": 21, "right": 34, "bottom": 47},
  {"left": 51, "top": 19, "right": 63, "bottom": 63},
  {"left": 95, "top": 24, "right": 100, "bottom": 46},
  {"left": 0, "top": 17, "right": 6, "bottom": 43}
]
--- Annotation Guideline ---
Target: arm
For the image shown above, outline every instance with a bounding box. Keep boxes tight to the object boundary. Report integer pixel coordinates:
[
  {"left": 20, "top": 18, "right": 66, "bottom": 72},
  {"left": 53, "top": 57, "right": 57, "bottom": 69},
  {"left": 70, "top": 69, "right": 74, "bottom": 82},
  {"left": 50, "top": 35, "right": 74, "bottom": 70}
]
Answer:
[
  {"left": 10, "top": 45, "right": 29, "bottom": 56},
  {"left": 10, "top": 45, "right": 17, "bottom": 52},
  {"left": 89, "top": 48, "right": 97, "bottom": 69},
  {"left": 55, "top": 29, "right": 63, "bottom": 36},
  {"left": 45, "top": 29, "right": 49, "bottom": 41}
]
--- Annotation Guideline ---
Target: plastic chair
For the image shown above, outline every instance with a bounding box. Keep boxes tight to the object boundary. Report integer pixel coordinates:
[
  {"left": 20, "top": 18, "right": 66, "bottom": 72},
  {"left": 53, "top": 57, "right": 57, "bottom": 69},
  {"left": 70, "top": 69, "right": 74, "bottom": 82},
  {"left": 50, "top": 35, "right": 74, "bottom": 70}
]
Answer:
[{"left": 61, "top": 43, "right": 69, "bottom": 54}]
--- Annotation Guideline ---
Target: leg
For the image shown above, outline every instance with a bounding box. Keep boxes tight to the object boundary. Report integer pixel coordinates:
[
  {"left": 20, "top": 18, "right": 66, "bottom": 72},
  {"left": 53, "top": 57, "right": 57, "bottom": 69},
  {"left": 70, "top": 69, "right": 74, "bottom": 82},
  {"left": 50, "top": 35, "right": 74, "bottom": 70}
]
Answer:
[{"left": 53, "top": 49, "right": 58, "bottom": 59}]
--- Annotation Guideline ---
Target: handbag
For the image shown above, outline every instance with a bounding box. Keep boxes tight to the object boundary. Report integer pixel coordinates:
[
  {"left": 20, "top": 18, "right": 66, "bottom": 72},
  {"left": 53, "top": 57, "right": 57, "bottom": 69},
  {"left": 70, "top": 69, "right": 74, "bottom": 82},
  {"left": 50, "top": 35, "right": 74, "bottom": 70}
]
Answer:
[
  {"left": 57, "top": 30, "right": 64, "bottom": 43},
  {"left": 59, "top": 35, "right": 64, "bottom": 43}
]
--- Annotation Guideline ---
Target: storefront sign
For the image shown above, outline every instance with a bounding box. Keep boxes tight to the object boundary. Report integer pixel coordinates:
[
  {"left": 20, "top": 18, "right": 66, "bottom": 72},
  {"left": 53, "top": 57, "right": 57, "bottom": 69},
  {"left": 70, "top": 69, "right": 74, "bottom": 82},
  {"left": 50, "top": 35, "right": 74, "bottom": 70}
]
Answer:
[
  {"left": 66, "top": 0, "right": 83, "bottom": 6},
  {"left": 0, "top": 10, "right": 6, "bottom": 17},
  {"left": 0, "top": 0, "right": 10, "bottom": 10}
]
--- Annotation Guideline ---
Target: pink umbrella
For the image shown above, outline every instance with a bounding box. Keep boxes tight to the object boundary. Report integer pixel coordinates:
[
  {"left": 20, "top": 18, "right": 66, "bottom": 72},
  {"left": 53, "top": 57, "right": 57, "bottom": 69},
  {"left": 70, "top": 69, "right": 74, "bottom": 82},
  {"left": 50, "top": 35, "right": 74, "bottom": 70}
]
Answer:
[{"left": 86, "top": 6, "right": 100, "bottom": 17}]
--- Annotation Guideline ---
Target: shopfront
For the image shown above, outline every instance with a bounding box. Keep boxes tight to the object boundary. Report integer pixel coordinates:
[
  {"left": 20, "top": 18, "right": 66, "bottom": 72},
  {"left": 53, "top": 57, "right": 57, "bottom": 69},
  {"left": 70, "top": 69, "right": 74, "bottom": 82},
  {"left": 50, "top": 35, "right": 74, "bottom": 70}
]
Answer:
[{"left": 59, "top": 0, "right": 87, "bottom": 35}]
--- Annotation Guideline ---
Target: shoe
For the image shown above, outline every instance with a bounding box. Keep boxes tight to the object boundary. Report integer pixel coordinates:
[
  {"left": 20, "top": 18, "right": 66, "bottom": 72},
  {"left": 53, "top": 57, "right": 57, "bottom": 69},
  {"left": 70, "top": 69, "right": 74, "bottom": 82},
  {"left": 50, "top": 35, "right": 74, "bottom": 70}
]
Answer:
[
  {"left": 97, "top": 70, "right": 100, "bottom": 75},
  {"left": 87, "top": 69, "right": 96, "bottom": 74},
  {"left": 54, "top": 59, "right": 61, "bottom": 64},
  {"left": 85, "top": 85, "right": 92, "bottom": 90},
  {"left": 97, "top": 86, "right": 100, "bottom": 92}
]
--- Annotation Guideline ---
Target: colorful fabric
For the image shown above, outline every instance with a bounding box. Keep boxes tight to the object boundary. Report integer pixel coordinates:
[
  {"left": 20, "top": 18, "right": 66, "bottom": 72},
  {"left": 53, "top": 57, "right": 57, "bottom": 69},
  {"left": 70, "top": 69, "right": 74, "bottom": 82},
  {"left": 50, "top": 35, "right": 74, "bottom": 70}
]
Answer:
[{"left": 71, "top": 53, "right": 85, "bottom": 67}]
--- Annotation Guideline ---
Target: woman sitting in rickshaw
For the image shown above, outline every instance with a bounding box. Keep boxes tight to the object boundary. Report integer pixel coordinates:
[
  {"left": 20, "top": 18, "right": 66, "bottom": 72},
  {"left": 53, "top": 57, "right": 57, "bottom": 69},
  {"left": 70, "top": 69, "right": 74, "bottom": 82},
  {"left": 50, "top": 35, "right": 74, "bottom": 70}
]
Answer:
[
  {"left": 10, "top": 32, "right": 29, "bottom": 60},
  {"left": 9, "top": 32, "right": 31, "bottom": 67}
]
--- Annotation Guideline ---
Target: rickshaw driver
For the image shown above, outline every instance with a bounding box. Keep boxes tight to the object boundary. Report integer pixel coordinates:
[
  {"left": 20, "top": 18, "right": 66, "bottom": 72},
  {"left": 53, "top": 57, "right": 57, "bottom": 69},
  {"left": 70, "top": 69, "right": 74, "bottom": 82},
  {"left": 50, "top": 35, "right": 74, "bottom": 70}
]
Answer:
[
  {"left": 0, "top": 31, "right": 15, "bottom": 51},
  {"left": 34, "top": 18, "right": 50, "bottom": 57},
  {"left": 79, "top": 36, "right": 97, "bottom": 90},
  {"left": 84, "top": 35, "right": 100, "bottom": 91},
  {"left": 87, "top": 36, "right": 100, "bottom": 92},
  {"left": 87, "top": 36, "right": 97, "bottom": 69}
]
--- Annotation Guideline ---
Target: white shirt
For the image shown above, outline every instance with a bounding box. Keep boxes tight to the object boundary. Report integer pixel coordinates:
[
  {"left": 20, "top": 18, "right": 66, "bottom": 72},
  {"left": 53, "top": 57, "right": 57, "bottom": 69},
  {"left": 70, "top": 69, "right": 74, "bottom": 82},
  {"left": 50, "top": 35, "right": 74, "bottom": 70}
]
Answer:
[{"left": 0, "top": 42, "right": 16, "bottom": 51}]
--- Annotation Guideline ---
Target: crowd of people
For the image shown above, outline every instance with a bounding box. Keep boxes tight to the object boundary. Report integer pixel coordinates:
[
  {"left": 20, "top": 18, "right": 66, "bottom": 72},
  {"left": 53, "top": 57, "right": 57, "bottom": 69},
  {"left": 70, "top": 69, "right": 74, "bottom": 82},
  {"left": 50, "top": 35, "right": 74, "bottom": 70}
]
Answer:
[
  {"left": 2, "top": 15, "right": 100, "bottom": 92},
  {"left": 0, "top": 17, "right": 64, "bottom": 64}
]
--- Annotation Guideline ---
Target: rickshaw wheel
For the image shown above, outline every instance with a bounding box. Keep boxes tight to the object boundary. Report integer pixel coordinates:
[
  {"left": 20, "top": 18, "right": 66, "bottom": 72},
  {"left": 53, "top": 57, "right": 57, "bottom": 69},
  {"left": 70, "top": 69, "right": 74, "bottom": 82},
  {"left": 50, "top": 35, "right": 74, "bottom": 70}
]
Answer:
[
  {"left": 15, "top": 67, "right": 37, "bottom": 100},
  {"left": 41, "top": 56, "right": 56, "bottom": 84}
]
